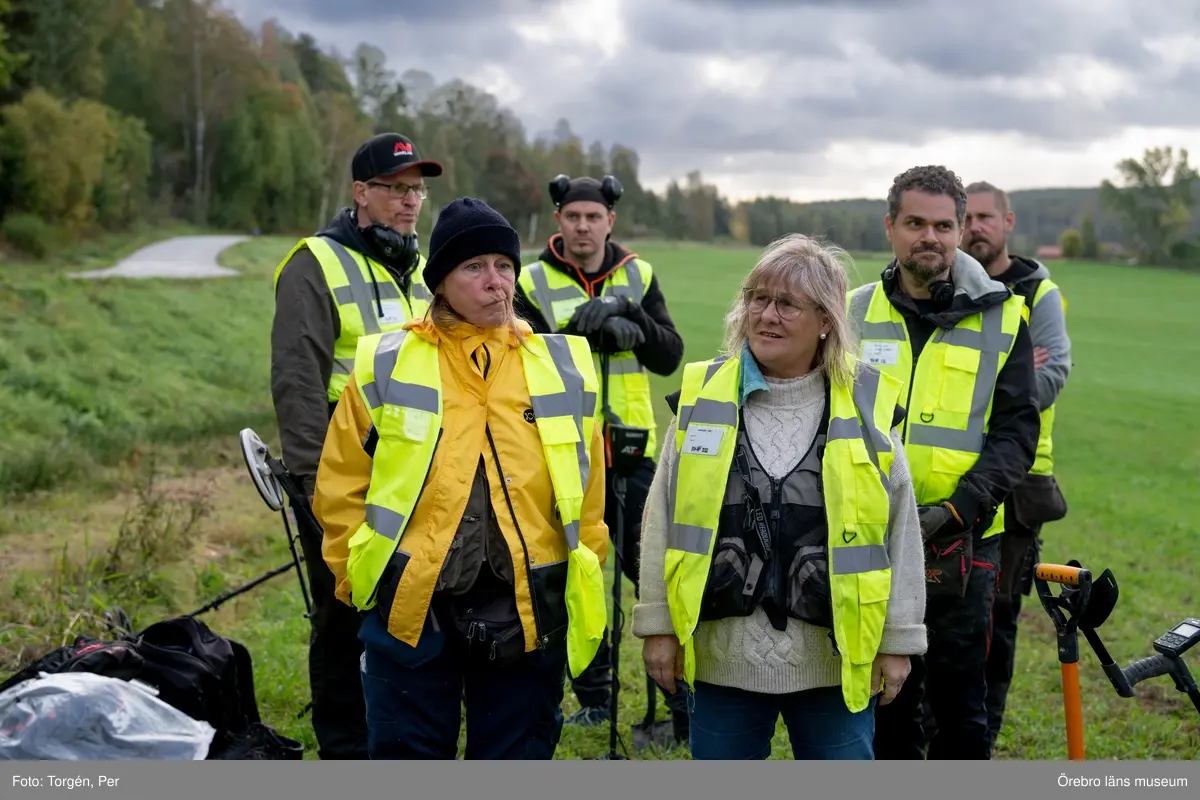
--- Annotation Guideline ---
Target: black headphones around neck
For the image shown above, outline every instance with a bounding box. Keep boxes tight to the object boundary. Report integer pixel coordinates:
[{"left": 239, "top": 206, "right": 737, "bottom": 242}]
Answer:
[
  {"left": 362, "top": 222, "right": 419, "bottom": 272},
  {"left": 928, "top": 279, "right": 956, "bottom": 308}
]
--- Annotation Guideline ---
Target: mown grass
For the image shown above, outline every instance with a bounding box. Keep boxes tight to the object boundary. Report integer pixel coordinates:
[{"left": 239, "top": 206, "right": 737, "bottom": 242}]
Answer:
[{"left": 1, "top": 232, "right": 1197, "bottom": 761}]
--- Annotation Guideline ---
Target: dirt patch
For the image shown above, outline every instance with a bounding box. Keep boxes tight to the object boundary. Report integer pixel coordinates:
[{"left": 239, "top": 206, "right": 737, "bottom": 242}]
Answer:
[{"left": 0, "top": 462, "right": 281, "bottom": 576}]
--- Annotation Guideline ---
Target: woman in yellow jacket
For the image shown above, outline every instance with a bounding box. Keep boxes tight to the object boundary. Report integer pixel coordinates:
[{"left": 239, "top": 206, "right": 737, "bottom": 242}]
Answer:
[{"left": 312, "top": 197, "right": 610, "bottom": 760}]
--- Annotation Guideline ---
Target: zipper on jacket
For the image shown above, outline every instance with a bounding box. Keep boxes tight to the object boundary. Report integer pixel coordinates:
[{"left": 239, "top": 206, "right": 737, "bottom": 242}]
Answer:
[
  {"left": 365, "top": 427, "right": 444, "bottom": 609},
  {"left": 485, "top": 423, "right": 548, "bottom": 649},
  {"left": 769, "top": 476, "right": 782, "bottom": 600}
]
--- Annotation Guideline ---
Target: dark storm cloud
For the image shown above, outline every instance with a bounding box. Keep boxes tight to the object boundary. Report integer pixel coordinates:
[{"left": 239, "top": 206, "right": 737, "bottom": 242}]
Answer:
[
  {"left": 245, "top": 0, "right": 558, "bottom": 25},
  {"left": 219, "top": 0, "right": 1200, "bottom": 190}
]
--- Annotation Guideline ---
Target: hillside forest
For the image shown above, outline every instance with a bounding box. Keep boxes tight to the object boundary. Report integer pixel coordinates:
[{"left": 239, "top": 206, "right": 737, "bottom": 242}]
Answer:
[{"left": 0, "top": 0, "right": 1196, "bottom": 267}]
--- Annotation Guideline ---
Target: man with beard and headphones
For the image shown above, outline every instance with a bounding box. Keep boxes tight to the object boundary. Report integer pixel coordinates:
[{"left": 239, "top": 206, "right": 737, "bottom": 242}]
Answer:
[
  {"left": 514, "top": 174, "right": 689, "bottom": 744},
  {"left": 846, "top": 165, "right": 1040, "bottom": 760},
  {"left": 962, "top": 181, "right": 1071, "bottom": 753},
  {"left": 269, "top": 132, "right": 442, "bottom": 760}
]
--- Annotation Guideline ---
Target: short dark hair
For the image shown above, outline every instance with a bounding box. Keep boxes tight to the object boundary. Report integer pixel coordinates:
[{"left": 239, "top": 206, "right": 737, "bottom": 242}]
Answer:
[
  {"left": 964, "top": 180, "right": 1010, "bottom": 215},
  {"left": 887, "top": 165, "right": 966, "bottom": 225}
]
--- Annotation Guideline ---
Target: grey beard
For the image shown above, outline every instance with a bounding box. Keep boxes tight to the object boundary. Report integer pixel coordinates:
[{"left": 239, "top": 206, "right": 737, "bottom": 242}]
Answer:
[{"left": 902, "top": 256, "right": 951, "bottom": 284}]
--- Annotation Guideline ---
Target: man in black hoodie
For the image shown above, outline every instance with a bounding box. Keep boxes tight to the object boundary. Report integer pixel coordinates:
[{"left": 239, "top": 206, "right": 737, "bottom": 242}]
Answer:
[
  {"left": 269, "top": 132, "right": 442, "bottom": 760},
  {"left": 963, "top": 181, "right": 1072, "bottom": 752},
  {"left": 514, "top": 174, "right": 688, "bottom": 741},
  {"left": 847, "top": 165, "right": 1040, "bottom": 759}
]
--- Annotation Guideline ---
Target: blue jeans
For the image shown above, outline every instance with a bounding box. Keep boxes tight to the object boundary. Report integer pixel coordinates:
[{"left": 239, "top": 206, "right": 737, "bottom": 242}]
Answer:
[
  {"left": 689, "top": 681, "right": 877, "bottom": 760},
  {"left": 358, "top": 609, "right": 569, "bottom": 760}
]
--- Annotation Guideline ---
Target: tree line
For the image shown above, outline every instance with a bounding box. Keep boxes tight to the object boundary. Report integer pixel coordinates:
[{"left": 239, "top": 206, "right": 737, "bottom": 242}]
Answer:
[{"left": 0, "top": 0, "right": 1194, "bottom": 268}]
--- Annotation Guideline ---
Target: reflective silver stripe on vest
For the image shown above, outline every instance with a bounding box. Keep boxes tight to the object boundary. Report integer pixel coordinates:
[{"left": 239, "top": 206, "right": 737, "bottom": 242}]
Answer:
[
  {"left": 361, "top": 330, "right": 407, "bottom": 411},
  {"left": 412, "top": 283, "right": 432, "bottom": 301},
  {"left": 603, "top": 259, "right": 645, "bottom": 302},
  {"left": 332, "top": 357, "right": 355, "bottom": 376},
  {"left": 533, "top": 335, "right": 597, "bottom": 551},
  {"left": 322, "top": 237, "right": 384, "bottom": 335},
  {"left": 678, "top": 397, "right": 737, "bottom": 433},
  {"left": 703, "top": 353, "right": 731, "bottom": 386},
  {"left": 667, "top": 374, "right": 738, "bottom": 555},
  {"left": 850, "top": 287, "right": 1012, "bottom": 455},
  {"left": 832, "top": 543, "right": 891, "bottom": 574},
  {"left": 911, "top": 305, "right": 1011, "bottom": 453},
  {"left": 526, "top": 263, "right": 574, "bottom": 331},
  {"left": 527, "top": 262, "right": 649, "bottom": 375},
  {"left": 826, "top": 363, "right": 894, "bottom": 503},
  {"left": 359, "top": 329, "right": 440, "bottom": 541},
  {"left": 849, "top": 285, "right": 906, "bottom": 340},
  {"left": 365, "top": 504, "right": 406, "bottom": 541},
  {"left": 606, "top": 357, "right": 643, "bottom": 375}
]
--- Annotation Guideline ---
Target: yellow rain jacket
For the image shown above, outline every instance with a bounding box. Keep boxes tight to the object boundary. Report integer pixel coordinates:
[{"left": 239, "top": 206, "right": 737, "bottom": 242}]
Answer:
[{"left": 313, "top": 316, "right": 610, "bottom": 661}]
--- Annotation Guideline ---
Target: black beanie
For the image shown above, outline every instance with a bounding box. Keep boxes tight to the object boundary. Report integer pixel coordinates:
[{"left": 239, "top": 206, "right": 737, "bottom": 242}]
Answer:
[{"left": 423, "top": 197, "right": 523, "bottom": 291}]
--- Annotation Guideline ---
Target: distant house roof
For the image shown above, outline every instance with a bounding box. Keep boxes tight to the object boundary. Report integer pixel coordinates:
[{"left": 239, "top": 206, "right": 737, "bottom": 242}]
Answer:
[{"left": 1037, "top": 245, "right": 1063, "bottom": 259}]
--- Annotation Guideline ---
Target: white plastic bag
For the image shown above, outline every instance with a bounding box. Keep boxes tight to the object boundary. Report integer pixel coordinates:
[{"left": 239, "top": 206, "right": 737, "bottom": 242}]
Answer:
[{"left": 0, "top": 671, "right": 216, "bottom": 760}]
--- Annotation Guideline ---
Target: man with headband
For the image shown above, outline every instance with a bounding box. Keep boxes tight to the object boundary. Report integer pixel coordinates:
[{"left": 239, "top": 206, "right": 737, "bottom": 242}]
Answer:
[{"left": 515, "top": 174, "right": 688, "bottom": 744}]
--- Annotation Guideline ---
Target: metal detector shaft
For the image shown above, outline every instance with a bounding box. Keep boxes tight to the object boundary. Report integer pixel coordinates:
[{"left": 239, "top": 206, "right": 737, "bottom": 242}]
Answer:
[
  {"left": 600, "top": 349, "right": 628, "bottom": 760},
  {"left": 1035, "top": 562, "right": 1092, "bottom": 760},
  {"left": 185, "top": 560, "right": 300, "bottom": 619}
]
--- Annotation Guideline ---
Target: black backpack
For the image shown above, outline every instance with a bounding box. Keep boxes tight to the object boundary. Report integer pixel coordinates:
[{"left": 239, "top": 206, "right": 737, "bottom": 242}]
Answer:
[
  {"left": 0, "top": 614, "right": 302, "bottom": 760},
  {"left": 0, "top": 636, "right": 145, "bottom": 694}
]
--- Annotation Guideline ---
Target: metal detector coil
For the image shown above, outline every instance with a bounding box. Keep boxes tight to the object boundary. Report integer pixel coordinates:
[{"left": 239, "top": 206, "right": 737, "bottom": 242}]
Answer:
[{"left": 240, "top": 428, "right": 285, "bottom": 511}]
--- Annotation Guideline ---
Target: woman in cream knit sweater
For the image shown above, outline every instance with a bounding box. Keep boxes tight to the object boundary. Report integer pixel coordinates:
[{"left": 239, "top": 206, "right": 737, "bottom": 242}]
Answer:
[{"left": 631, "top": 234, "right": 927, "bottom": 760}]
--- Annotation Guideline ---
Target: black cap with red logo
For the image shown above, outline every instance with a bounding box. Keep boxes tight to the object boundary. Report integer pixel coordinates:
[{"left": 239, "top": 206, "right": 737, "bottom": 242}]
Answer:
[{"left": 351, "top": 133, "right": 444, "bottom": 182}]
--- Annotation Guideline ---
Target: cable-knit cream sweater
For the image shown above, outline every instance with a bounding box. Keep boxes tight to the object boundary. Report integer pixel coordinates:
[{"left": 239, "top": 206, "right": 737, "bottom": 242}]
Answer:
[{"left": 632, "top": 366, "right": 928, "bottom": 695}]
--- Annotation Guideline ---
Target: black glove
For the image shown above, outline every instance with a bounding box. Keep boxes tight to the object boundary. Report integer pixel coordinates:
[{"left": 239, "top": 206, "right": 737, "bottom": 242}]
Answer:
[
  {"left": 600, "top": 316, "right": 644, "bottom": 351},
  {"left": 917, "top": 502, "right": 965, "bottom": 541},
  {"left": 568, "top": 295, "right": 626, "bottom": 335}
]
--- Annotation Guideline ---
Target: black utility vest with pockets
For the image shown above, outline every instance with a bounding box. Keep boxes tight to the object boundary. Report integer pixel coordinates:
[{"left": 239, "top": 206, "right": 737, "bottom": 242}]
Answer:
[{"left": 699, "top": 388, "right": 835, "bottom": 634}]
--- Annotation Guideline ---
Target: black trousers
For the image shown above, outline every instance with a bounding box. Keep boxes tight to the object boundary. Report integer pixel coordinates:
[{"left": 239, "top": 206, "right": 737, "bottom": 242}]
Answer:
[
  {"left": 985, "top": 510, "right": 1043, "bottom": 749},
  {"left": 570, "top": 456, "right": 689, "bottom": 720},
  {"left": 874, "top": 535, "right": 1001, "bottom": 760},
  {"left": 294, "top": 503, "right": 369, "bottom": 760}
]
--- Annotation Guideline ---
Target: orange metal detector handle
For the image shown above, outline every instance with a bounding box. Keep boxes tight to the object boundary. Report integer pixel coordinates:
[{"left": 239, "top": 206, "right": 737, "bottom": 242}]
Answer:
[
  {"left": 1034, "top": 562, "right": 1093, "bottom": 760},
  {"left": 1036, "top": 563, "right": 1088, "bottom": 586}
]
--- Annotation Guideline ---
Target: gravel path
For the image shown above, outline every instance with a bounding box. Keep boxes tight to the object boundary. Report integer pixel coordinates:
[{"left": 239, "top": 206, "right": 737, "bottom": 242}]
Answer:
[{"left": 68, "top": 235, "right": 250, "bottom": 279}]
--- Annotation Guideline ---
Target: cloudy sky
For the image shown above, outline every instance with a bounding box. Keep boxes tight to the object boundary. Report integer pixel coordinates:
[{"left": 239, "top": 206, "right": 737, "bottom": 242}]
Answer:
[{"left": 223, "top": 0, "right": 1200, "bottom": 203}]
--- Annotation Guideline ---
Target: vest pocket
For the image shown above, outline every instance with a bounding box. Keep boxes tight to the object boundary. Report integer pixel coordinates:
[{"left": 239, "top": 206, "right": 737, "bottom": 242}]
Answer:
[
  {"left": 937, "top": 346, "right": 980, "bottom": 416},
  {"left": 784, "top": 545, "right": 834, "bottom": 629},
  {"left": 853, "top": 570, "right": 891, "bottom": 660},
  {"left": 698, "top": 537, "right": 764, "bottom": 621}
]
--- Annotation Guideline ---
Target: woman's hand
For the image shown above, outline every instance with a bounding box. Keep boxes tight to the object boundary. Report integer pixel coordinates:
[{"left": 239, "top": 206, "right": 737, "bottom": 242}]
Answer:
[
  {"left": 872, "top": 653, "right": 911, "bottom": 706},
  {"left": 643, "top": 634, "right": 684, "bottom": 693}
]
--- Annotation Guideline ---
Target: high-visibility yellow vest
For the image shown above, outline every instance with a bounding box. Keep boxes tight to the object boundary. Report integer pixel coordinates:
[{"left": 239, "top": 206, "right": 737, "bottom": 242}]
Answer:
[
  {"left": 342, "top": 327, "right": 608, "bottom": 678},
  {"left": 275, "top": 236, "right": 432, "bottom": 402},
  {"left": 517, "top": 258, "right": 659, "bottom": 459},
  {"left": 847, "top": 281, "right": 1026, "bottom": 539},
  {"left": 1015, "top": 277, "right": 1066, "bottom": 476},
  {"left": 664, "top": 349, "right": 903, "bottom": 713}
]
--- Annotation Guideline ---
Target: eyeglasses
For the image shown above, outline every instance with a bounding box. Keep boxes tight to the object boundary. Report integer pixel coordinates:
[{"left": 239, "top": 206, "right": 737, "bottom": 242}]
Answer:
[
  {"left": 366, "top": 181, "right": 429, "bottom": 200},
  {"left": 743, "top": 288, "right": 814, "bottom": 321}
]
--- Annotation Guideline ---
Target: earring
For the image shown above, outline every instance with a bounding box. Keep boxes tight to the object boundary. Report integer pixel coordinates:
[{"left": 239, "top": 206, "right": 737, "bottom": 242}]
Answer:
[{"left": 820, "top": 332, "right": 827, "bottom": 340}]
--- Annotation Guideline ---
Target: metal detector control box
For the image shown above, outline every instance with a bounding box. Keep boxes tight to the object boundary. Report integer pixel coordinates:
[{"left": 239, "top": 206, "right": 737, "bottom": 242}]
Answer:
[{"left": 1154, "top": 618, "right": 1200, "bottom": 659}]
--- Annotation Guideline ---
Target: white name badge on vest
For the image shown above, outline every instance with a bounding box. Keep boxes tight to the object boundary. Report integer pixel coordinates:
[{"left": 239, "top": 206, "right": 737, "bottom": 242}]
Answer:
[
  {"left": 378, "top": 300, "right": 406, "bottom": 325},
  {"left": 683, "top": 424, "right": 724, "bottom": 456},
  {"left": 862, "top": 341, "right": 899, "bottom": 367}
]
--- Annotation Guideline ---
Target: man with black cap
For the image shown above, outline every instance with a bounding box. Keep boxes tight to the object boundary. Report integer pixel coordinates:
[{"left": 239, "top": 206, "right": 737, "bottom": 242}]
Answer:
[
  {"left": 269, "top": 132, "right": 442, "bottom": 760},
  {"left": 514, "top": 174, "right": 688, "bottom": 743}
]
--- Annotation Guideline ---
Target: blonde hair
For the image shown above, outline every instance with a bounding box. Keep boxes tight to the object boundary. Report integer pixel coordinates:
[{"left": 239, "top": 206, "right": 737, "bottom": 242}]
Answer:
[
  {"left": 721, "top": 233, "right": 856, "bottom": 388},
  {"left": 427, "top": 289, "right": 530, "bottom": 346}
]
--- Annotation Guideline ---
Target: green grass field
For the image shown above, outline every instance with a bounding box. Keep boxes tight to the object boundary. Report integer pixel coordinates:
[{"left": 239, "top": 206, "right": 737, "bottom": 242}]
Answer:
[{"left": 1, "top": 233, "right": 1197, "bottom": 761}]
